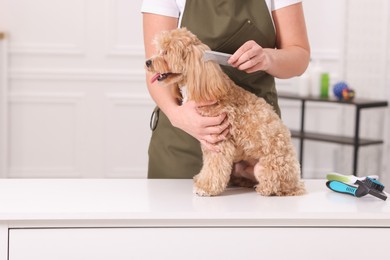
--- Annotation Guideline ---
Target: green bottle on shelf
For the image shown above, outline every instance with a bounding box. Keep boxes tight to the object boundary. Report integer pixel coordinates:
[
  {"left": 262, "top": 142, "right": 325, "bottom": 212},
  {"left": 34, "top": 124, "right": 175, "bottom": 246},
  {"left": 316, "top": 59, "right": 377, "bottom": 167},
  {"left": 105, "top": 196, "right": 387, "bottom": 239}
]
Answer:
[{"left": 320, "top": 73, "right": 329, "bottom": 98}]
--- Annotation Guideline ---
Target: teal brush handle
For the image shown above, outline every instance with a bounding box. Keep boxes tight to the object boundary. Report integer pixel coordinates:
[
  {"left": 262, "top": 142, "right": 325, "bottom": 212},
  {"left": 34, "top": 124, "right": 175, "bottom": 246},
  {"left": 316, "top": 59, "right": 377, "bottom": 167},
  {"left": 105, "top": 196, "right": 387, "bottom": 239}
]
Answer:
[{"left": 326, "top": 180, "right": 359, "bottom": 197}]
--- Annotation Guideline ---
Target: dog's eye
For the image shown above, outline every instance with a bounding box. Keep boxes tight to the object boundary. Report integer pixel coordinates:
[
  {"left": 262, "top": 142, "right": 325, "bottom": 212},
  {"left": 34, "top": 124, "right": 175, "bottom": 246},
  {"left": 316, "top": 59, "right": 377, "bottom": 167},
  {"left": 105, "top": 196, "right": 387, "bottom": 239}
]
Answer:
[{"left": 161, "top": 50, "right": 167, "bottom": 56}]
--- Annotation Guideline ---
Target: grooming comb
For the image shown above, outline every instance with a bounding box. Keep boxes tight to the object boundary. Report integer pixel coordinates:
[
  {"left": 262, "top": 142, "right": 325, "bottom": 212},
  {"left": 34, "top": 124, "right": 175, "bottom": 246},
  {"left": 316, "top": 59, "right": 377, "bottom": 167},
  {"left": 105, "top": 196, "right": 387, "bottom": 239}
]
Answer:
[{"left": 203, "top": 50, "right": 232, "bottom": 67}]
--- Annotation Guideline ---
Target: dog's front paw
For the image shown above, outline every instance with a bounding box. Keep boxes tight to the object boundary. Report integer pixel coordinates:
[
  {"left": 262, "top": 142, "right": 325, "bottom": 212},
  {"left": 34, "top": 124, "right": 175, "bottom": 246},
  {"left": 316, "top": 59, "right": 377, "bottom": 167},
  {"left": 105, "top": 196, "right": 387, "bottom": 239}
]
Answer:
[
  {"left": 193, "top": 174, "right": 213, "bottom": 196},
  {"left": 192, "top": 173, "right": 227, "bottom": 196},
  {"left": 193, "top": 186, "right": 212, "bottom": 197}
]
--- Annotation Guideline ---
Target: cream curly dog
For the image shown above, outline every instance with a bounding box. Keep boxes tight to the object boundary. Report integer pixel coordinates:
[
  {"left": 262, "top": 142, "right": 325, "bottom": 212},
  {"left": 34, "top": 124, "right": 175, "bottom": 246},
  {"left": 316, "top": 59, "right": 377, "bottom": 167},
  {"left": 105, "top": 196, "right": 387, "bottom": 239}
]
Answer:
[{"left": 145, "top": 28, "right": 305, "bottom": 197}]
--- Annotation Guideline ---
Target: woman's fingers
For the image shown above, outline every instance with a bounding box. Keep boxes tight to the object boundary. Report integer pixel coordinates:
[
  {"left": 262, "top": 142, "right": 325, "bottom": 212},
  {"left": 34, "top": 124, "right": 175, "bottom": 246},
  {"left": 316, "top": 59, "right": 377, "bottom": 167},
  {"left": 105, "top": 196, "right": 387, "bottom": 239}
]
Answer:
[
  {"left": 201, "top": 114, "right": 229, "bottom": 135},
  {"left": 228, "top": 40, "right": 269, "bottom": 73},
  {"left": 196, "top": 100, "right": 218, "bottom": 107},
  {"left": 199, "top": 116, "right": 230, "bottom": 152},
  {"left": 203, "top": 127, "right": 229, "bottom": 144},
  {"left": 228, "top": 41, "right": 254, "bottom": 64},
  {"left": 199, "top": 112, "right": 226, "bottom": 128},
  {"left": 175, "top": 100, "right": 231, "bottom": 151}
]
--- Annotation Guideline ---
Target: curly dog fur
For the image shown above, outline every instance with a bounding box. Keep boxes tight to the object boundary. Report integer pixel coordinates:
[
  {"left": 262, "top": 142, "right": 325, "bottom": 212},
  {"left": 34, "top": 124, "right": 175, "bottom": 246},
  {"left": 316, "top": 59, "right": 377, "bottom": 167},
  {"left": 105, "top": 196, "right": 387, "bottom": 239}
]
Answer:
[{"left": 145, "top": 28, "right": 305, "bottom": 197}]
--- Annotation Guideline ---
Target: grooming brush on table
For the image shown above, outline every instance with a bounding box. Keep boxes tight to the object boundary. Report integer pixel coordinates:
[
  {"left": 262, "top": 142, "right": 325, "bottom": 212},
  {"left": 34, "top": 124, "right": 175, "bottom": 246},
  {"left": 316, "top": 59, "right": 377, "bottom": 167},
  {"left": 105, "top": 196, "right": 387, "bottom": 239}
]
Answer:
[
  {"left": 326, "top": 173, "right": 387, "bottom": 201},
  {"left": 326, "top": 172, "right": 379, "bottom": 184}
]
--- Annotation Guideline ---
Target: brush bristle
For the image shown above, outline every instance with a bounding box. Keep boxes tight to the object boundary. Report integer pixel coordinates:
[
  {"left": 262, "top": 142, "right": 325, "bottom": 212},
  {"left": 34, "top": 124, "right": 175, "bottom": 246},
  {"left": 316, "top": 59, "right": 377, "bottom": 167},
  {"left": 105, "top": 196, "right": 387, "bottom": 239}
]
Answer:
[
  {"left": 326, "top": 173, "right": 351, "bottom": 184},
  {"left": 364, "top": 177, "right": 385, "bottom": 192}
]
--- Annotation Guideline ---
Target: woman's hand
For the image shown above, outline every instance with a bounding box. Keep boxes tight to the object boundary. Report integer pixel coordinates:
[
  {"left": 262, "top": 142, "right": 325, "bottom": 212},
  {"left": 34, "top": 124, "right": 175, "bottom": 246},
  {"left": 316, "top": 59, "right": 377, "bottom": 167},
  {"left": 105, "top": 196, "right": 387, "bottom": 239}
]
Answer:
[
  {"left": 228, "top": 3, "right": 310, "bottom": 78},
  {"left": 228, "top": 40, "right": 270, "bottom": 74},
  {"left": 169, "top": 100, "right": 230, "bottom": 152}
]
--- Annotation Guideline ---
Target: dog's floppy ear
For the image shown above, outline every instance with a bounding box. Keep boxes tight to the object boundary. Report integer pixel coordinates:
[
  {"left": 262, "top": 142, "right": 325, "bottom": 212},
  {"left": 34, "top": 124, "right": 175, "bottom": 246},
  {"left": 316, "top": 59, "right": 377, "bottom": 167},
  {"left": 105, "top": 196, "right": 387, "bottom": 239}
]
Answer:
[{"left": 186, "top": 45, "right": 228, "bottom": 103}]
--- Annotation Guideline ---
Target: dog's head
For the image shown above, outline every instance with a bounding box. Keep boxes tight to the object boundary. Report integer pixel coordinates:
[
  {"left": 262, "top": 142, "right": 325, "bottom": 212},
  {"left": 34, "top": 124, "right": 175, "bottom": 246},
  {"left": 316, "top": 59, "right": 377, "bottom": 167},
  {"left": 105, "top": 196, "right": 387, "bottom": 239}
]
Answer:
[{"left": 145, "top": 28, "right": 228, "bottom": 102}]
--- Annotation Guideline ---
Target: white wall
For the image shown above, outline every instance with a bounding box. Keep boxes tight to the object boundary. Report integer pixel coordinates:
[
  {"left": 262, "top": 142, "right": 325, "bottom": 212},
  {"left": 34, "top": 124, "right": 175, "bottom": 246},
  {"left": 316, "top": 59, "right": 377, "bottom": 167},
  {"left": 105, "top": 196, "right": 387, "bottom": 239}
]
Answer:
[
  {"left": 0, "top": 0, "right": 151, "bottom": 178},
  {"left": 342, "top": 0, "right": 390, "bottom": 187},
  {"left": 279, "top": 0, "right": 348, "bottom": 178},
  {"left": 279, "top": 0, "right": 390, "bottom": 184},
  {"left": 0, "top": 0, "right": 389, "bottom": 183}
]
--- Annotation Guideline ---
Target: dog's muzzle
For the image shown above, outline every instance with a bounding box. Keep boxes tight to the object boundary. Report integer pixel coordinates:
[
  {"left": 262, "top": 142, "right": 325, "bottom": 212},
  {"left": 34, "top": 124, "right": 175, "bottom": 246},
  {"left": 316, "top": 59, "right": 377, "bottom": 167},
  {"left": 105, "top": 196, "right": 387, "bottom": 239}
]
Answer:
[{"left": 145, "top": 59, "right": 172, "bottom": 83}]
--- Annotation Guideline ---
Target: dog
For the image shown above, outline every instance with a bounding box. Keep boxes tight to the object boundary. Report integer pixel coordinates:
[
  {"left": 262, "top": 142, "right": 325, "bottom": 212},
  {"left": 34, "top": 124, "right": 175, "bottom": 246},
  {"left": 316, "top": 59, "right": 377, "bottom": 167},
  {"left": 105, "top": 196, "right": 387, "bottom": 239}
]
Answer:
[{"left": 145, "top": 28, "right": 305, "bottom": 197}]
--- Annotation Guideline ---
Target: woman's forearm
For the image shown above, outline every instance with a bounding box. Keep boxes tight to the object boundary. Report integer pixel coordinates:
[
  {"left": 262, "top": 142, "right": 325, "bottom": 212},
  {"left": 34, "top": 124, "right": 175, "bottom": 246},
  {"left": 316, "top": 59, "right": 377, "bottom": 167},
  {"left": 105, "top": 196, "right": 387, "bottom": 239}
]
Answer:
[
  {"left": 264, "top": 46, "right": 310, "bottom": 79},
  {"left": 269, "top": 3, "right": 311, "bottom": 79}
]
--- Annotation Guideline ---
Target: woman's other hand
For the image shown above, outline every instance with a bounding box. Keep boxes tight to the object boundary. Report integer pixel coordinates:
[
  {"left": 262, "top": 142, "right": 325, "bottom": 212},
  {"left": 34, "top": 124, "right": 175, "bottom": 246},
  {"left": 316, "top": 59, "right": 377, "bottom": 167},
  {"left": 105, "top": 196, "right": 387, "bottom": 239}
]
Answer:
[{"left": 169, "top": 100, "right": 230, "bottom": 152}]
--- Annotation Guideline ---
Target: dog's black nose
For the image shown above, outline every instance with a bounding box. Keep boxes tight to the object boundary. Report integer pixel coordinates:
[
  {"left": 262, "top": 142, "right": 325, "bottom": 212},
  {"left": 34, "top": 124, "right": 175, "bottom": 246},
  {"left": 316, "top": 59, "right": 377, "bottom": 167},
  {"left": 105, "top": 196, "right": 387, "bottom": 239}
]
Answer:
[{"left": 145, "top": 59, "right": 152, "bottom": 68}]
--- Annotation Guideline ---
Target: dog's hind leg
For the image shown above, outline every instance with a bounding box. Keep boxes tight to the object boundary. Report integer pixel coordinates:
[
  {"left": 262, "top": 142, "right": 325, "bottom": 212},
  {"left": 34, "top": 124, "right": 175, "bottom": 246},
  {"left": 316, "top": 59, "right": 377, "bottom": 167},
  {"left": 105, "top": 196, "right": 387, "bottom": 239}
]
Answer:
[
  {"left": 254, "top": 154, "right": 305, "bottom": 196},
  {"left": 252, "top": 160, "right": 279, "bottom": 196},
  {"left": 193, "top": 141, "right": 235, "bottom": 196}
]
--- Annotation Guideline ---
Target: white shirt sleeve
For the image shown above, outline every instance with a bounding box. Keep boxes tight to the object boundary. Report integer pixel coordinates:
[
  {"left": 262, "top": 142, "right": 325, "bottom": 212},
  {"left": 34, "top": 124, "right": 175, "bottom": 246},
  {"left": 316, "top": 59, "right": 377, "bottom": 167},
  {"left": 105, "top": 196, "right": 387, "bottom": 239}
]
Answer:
[
  {"left": 141, "top": 0, "right": 181, "bottom": 18},
  {"left": 271, "top": 0, "right": 302, "bottom": 11}
]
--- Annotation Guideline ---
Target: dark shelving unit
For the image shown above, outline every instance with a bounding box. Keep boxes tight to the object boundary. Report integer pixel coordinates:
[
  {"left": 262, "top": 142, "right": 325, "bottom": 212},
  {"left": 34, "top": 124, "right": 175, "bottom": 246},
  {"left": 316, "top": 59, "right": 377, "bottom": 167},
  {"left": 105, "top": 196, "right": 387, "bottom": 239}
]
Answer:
[{"left": 278, "top": 92, "right": 388, "bottom": 176}]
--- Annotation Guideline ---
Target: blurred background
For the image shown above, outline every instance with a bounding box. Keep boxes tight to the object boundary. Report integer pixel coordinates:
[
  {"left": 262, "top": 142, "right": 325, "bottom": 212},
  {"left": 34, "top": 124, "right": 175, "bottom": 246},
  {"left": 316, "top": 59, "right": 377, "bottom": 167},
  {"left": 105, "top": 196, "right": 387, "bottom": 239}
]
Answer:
[{"left": 0, "top": 0, "right": 389, "bottom": 187}]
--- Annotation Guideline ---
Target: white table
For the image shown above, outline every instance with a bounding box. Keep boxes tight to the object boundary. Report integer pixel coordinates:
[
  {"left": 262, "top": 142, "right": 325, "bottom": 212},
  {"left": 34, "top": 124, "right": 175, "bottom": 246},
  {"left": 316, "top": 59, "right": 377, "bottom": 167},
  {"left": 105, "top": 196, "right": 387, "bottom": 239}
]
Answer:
[{"left": 0, "top": 179, "right": 389, "bottom": 260}]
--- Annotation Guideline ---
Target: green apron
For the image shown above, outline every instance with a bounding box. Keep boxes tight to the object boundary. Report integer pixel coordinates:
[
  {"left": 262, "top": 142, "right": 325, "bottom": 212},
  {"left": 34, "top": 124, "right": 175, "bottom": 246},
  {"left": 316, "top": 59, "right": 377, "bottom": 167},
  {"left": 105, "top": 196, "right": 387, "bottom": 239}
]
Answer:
[{"left": 148, "top": 0, "right": 280, "bottom": 179}]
